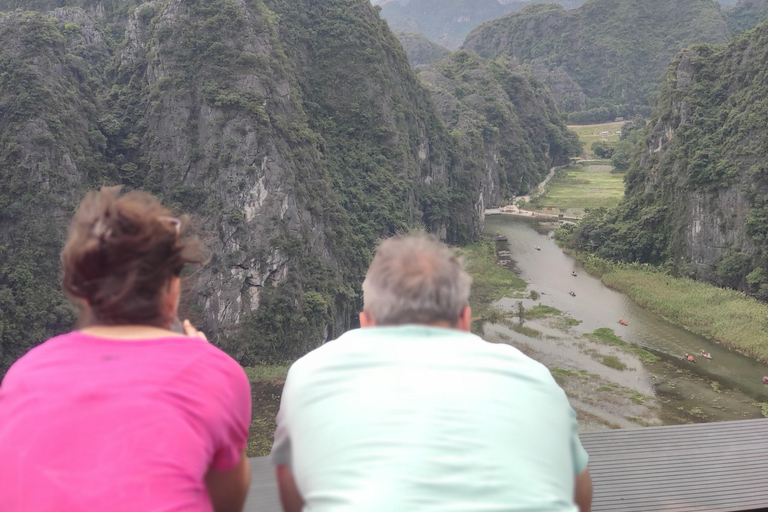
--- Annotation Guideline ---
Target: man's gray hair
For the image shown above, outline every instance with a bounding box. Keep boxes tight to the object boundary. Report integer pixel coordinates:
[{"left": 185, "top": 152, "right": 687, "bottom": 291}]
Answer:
[{"left": 362, "top": 231, "right": 472, "bottom": 326}]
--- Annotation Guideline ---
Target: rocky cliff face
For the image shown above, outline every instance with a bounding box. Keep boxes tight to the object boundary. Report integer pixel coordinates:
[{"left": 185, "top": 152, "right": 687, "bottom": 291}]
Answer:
[
  {"left": 571, "top": 23, "right": 768, "bottom": 299},
  {"left": 0, "top": 0, "right": 527, "bottom": 374},
  {"left": 107, "top": 0, "right": 358, "bottom": 362},
  {"left": 528, "top": 59, "right": 588, "bottom": 113},
  {"left": 463, "top": 0, "right": 731, "bottom": 119}
]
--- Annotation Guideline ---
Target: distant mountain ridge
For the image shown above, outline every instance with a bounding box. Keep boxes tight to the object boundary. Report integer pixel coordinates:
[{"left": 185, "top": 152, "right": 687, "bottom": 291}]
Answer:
[
  {"left": 395, "top": 31, "right": 451, "bottom": 65},
  {"left": 727, "top": 0, "right": 768, "bottom": 33},
  {"left": 377, "top": 0, "right": 596, "bottom": 51},
  {"left": 380, "top": 0, "right": 526, "bottom": 50},
  {"left": 463, "top": 0, "right": 740, "bottom": 122},
  {"left": 376, "top": 0, "right": 757, "bottom": 54}
]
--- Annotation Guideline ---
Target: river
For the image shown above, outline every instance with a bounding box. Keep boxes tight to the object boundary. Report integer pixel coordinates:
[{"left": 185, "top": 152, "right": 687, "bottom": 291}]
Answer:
[{"left": 481, "top": 214, "right": 768, "bottom": 430}]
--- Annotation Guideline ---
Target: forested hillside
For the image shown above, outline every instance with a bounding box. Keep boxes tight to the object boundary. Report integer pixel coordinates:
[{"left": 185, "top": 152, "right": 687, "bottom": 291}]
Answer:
[
  {"left": 0, "top": 0, "right": 577, "bottom": 375},
  {"left": 569, "top": 19, "right": 768, "bottom": 300},
  {"left": 0, "top": 10, "right": 109, "bottom": 376},
  {"left": 726, "top": 0, "right": 768, "bottom": 33},
  {"left": 417, "top": 51, "right": 580, "bottom": 202},
  {"left": 463, "top": 0, "right": 732, "bottom": 123}
]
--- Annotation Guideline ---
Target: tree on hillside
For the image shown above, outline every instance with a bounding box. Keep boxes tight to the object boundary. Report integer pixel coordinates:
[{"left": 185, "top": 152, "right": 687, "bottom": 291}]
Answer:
[{"left": 591, "top": 141, "right": 614, "bottom": 159}]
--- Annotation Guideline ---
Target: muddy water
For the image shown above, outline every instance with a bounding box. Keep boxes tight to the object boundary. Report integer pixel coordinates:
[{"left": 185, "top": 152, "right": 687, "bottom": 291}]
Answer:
[{"left": 482, "top": 214, "right": 768, "bottom": 428}]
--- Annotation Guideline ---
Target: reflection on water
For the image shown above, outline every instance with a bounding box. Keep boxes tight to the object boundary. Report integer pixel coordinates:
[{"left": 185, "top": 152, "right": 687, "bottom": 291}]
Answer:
[{"left": 483, "top": 214, "right": 768, "bottom": 425}]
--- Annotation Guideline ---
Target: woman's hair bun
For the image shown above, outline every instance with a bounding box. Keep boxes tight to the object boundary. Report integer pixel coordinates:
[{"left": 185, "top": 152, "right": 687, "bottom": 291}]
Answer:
[{"left": 61, "top": 186, "right": 207, "bottom": 327}]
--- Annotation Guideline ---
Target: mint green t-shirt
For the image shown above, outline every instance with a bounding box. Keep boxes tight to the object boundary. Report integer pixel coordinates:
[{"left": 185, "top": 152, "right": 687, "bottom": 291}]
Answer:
[{"left": 272, "top": 325, "right": 588, "bottom": 511}]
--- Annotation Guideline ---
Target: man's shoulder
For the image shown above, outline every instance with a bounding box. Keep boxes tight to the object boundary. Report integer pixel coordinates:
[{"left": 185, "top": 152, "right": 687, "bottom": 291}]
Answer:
[
  {"left": 472, "top": 336, "right": 556, "bottom": 382},
  {"left": 287, "top": 328, "right": 366, "bottom": 374},
  {"left": 288, "top": 327, "right": 553, "bottom": 382}
]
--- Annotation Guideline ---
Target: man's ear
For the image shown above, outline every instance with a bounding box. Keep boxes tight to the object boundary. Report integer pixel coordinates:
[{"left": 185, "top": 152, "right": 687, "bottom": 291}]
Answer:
[
  {"left": 359, "top": 311, "right": 376, "bottom": 328},
  {"left": 457, "top": 306, "right": 472, "bottom": 332}
]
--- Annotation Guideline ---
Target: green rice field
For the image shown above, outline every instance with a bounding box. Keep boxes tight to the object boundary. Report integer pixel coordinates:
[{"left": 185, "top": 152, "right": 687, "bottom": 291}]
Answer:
[
  {"left": 568, "top": 122, "right": 623, "bottom": 158},
  {"left": 531, "top": 161, "right": 625, "bottom": 214}
]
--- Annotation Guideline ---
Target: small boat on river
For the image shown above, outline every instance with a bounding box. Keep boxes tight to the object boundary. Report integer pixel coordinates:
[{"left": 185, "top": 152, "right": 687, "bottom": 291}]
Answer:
[
  {"left": 700, "top": 351, "right": 712, "bottom": 360},
  {"left": 571, "top": 271, "right": 577, "bottom": 277},
  {"left": 569, "top": 291, "right": 576, "bottom": 297},
  {"left": 619, "top": 319, "right": 628, "bottom": 326},
  {"left": 493, "top": 233, "right": 508, "bottom": 242},
  {"left": 534, "top": 245, "right": 541, "bottom": 251}
]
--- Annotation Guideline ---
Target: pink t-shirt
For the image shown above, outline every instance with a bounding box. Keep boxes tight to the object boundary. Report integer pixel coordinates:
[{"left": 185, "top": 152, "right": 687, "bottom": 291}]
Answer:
[{"left": 0, "top": 331, "right": 252, "bottom": 512}]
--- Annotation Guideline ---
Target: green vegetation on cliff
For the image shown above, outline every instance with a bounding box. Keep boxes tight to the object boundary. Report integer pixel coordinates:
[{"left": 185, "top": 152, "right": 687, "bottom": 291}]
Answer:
[
  {"left": 570, "top": 20, "right": 768, "bottom": 301},
  {"left": 0, "top": 0, "right": 472, "bottom": 372},
  {"left": 0, "top": 11, "right": 111, "bottom": 374},
  {"left": 463, "top": 0, "right": 731, "bottom": 122}
]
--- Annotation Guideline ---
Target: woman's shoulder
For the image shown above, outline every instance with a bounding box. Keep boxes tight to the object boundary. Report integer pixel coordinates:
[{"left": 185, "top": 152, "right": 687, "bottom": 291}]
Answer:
[
  {"left": 1, "top": 332, "right": 84, "bottom": 388},
  {"left": 9, "top": 330, "right": 79, "bottom": 364},
  {"left": 174, "top": 341, "right": 251, "bottom": 423},
  {"left": 178, "top": 339, "right": 249, "bottom": 389}
]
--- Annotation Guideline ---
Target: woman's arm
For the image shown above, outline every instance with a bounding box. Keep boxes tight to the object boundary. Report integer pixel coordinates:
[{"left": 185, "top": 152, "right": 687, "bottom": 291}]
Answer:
[
  {"left": 276, "top": 464, "right": 304, "bottom": 512},
  {"left": 206, "top": 450, "right": 251, "bottom": 512}
]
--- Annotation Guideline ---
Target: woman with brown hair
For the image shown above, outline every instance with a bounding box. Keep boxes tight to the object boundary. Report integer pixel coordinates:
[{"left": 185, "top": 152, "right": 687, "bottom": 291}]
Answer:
[{"left": 0, "top": 187, "right": 252, "bottom": 512}]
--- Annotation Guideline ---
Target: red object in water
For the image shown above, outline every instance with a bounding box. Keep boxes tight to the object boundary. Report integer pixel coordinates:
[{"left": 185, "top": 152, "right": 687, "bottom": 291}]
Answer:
[{"left": 619, "top": 319, "right": 628, "bottom": 326}]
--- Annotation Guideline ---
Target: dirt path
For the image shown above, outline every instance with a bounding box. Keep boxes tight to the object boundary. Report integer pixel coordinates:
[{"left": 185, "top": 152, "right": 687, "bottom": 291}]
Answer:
[{"left": 514, "top": 166, "right": 558, "bottom": 205}]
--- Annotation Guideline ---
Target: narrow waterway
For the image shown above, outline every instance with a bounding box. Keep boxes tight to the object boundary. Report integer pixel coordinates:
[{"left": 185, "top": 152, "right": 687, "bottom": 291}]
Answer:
[{"left": 482, "top": 214, "right": 768, "bottom": 428}]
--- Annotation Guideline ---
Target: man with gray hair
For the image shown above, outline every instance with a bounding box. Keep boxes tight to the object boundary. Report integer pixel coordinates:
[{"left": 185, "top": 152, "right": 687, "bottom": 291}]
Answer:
[{"left": 271, "top": 232, "right": 592, "bottom": 512}]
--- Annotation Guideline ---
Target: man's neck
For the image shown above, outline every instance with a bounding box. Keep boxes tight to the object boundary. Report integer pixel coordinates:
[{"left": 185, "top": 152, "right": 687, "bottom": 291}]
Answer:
[{"left": 373, "top": 321, "right": 461, "bottom": 330}]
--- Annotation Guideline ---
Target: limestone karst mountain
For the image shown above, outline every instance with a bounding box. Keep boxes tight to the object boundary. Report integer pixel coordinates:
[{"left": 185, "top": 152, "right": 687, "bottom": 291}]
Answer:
[{"left": 0, "top": 0, "right": 577, "bottom": 373}]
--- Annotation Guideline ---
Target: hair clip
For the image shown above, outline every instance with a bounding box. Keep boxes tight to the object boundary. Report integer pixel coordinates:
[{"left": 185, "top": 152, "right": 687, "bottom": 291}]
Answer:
[{"left": 159, "top": 216, "right": 181, "bottom": 236}]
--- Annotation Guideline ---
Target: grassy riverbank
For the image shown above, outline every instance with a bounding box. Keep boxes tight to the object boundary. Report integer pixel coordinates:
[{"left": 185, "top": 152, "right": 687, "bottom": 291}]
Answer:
[
  {"left": 244, "top": 365, "right": 289, "bottom": 456},
  {"left": 461, "top": 238, "right": 527, "bottom": 316},
  {"left": 585, "top": 327, "right": 659, "bottom": 363},
  {"left": 576, "top": 254, "right": 768, "bottom": 362}
]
